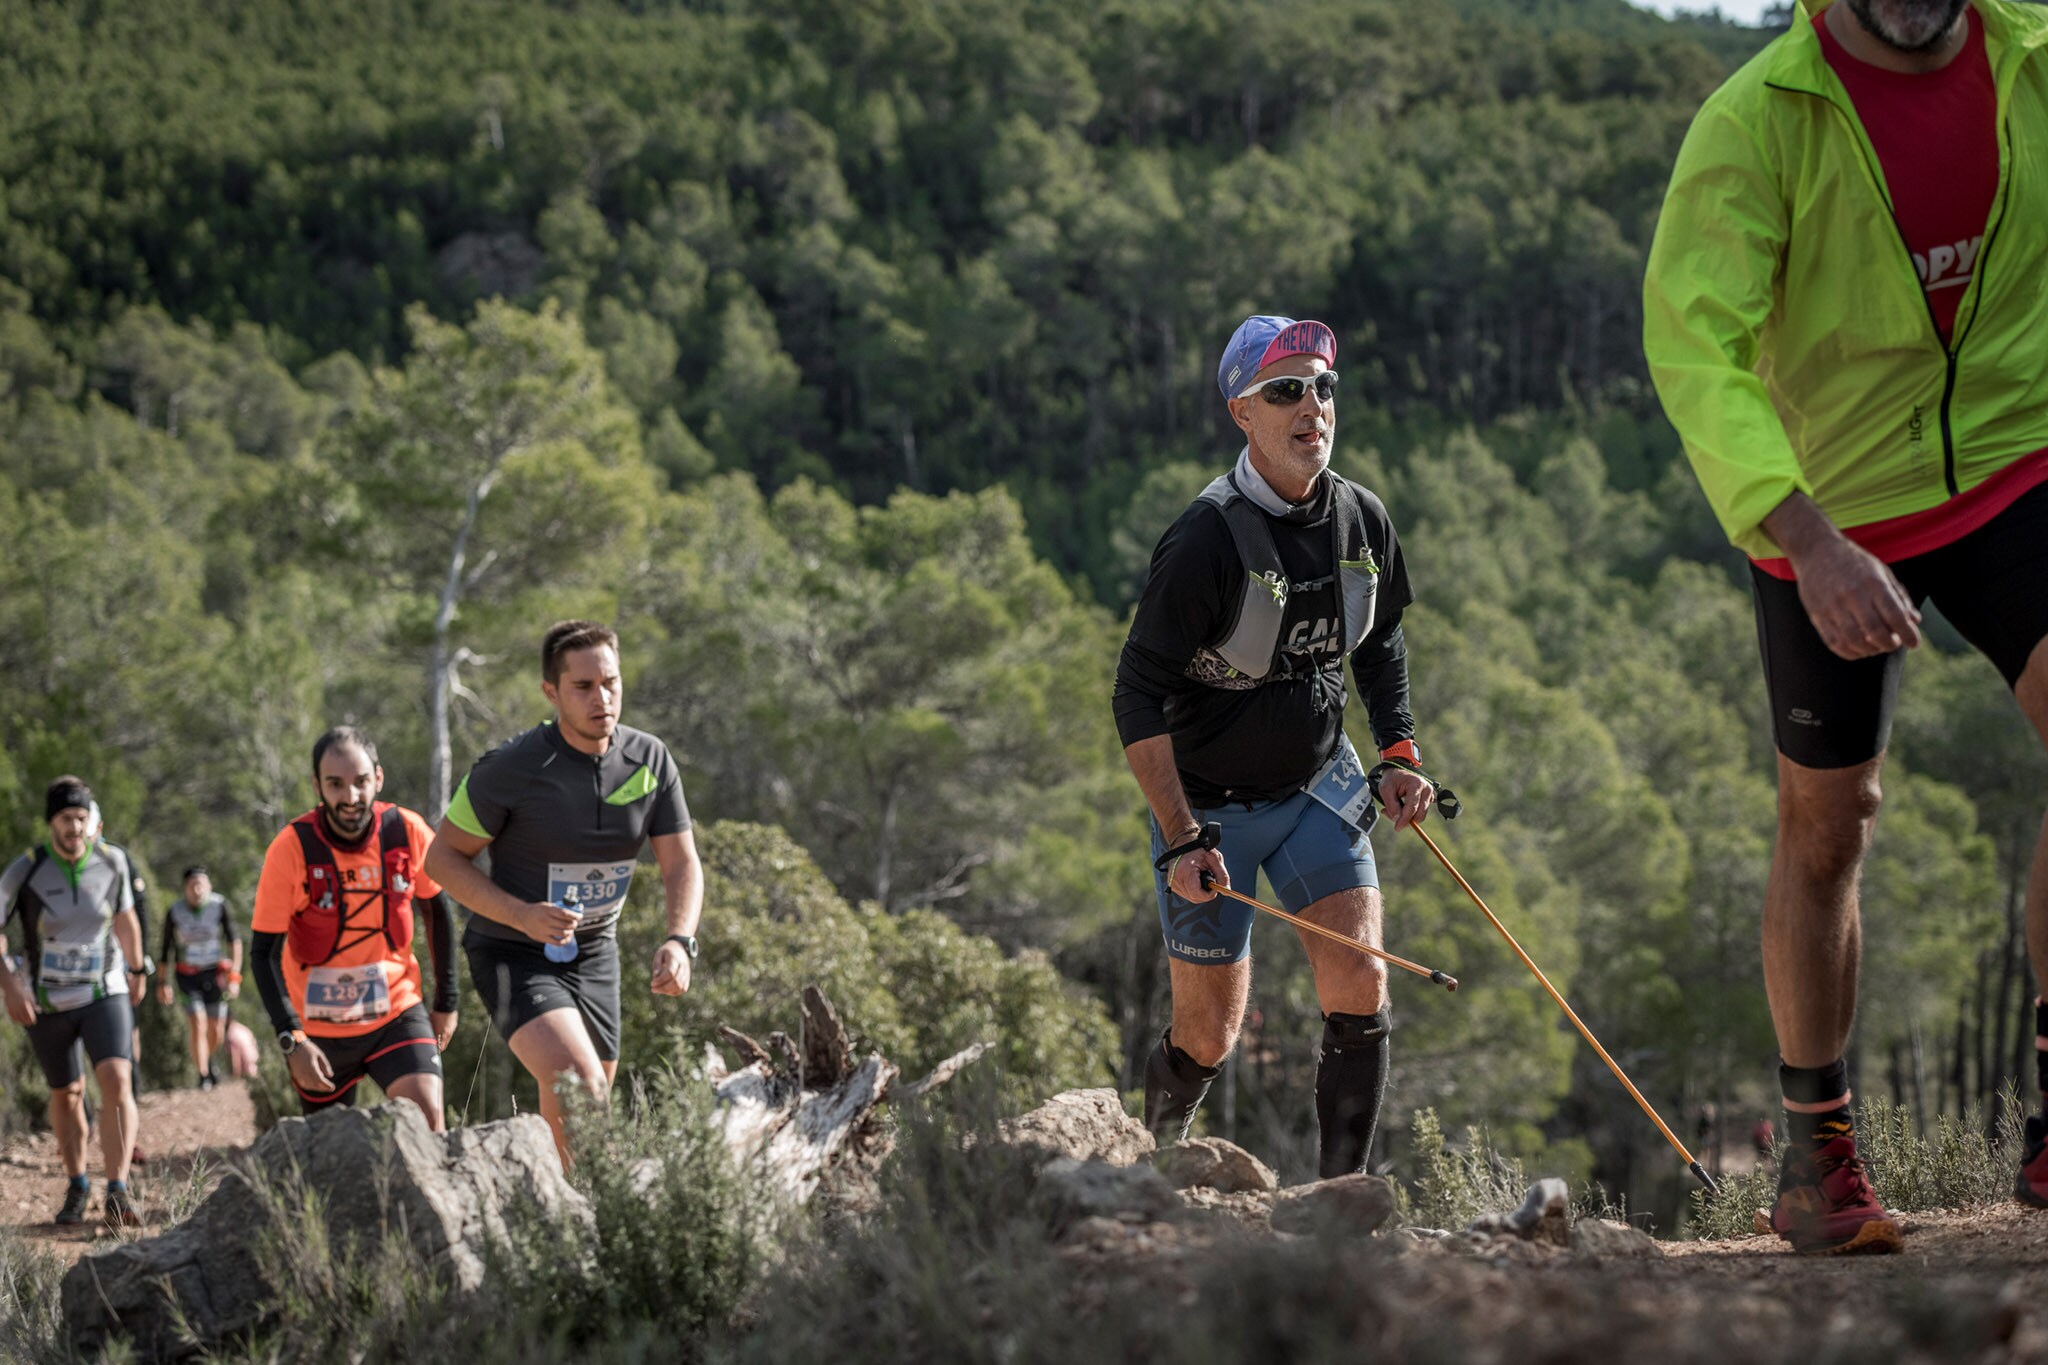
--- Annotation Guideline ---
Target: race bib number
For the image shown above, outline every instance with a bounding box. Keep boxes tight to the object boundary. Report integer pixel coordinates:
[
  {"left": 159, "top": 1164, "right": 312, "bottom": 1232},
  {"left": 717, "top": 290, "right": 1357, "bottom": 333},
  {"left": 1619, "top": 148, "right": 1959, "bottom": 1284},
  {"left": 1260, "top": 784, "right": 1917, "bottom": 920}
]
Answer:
[
  {"left": 303, "top": 963, "right": 391, "bottom": 1024},
  {"left": 40, "top": 938, "right": 107, "bottom": 988},
  {"left": 1303, "top": 734, "right": 1378, "bottom": 835},
  {"left": 181, "top": 936, "right": 223, "bottom": 969},
  {"left": 547, "top": 862, "right": 636, "bottom": 919}
]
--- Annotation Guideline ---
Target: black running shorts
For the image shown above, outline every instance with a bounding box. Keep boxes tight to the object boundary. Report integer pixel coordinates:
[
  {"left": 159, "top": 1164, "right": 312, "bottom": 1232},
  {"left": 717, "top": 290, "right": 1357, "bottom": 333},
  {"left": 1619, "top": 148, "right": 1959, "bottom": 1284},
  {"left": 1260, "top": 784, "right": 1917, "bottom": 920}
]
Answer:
[
  {"left": 28, "top": 994, "right": 134, "bottom": 1088},
  {"left": 173, "top": 968, "right": 227, "bottom": 1017},
  {"left": 1751, "top": 479, "right": 2048, "bottom": 769},
  {"left": 464, "top": 927, "right": 622, "bottom": 1062},
  {"left": 298, "top": 1004, "right": 442, "bottom": 1113}
]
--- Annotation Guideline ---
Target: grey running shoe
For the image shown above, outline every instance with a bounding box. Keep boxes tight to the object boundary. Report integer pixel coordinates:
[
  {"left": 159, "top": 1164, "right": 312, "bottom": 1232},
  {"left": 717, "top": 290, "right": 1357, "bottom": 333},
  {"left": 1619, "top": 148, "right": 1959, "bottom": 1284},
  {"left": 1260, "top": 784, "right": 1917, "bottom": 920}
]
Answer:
[
  {"left": 103, "top": 1185, "right": 142, "bottom": 1229},
  {"left": 54, "top": 1183, "right": 89, "bottom": 1226}
]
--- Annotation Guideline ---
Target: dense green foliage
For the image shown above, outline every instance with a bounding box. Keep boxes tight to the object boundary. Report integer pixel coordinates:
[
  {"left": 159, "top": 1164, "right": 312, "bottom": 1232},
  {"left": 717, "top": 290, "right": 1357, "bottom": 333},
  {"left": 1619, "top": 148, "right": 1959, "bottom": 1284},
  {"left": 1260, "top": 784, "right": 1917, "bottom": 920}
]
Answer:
[{"left": 1, "top": 0, "right": 2041, "bottom": 1244}]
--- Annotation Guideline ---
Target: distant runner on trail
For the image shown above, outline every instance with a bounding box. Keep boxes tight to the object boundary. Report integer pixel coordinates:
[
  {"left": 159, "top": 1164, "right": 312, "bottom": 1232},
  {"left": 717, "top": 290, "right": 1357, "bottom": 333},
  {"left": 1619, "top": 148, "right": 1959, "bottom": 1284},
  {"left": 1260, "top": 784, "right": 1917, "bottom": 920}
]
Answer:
[
  {"left": 1645, "top": 0, "right": 2048, "bottom": 1254},
  {"left": 156, "top": 865, "right": 242, "bottom": 1090},
  {"left": 425, "top": 620, "right": 703, "bottom": 1166},
  {"left": 251, "top": 728, "right": 460, "bottom": 1129},
  {"left": 0, "top": 777, "right": 149, "bottom": 1227},
  {"left": 1113, "top": 315, "right": 1440, "bottom": 1178}
]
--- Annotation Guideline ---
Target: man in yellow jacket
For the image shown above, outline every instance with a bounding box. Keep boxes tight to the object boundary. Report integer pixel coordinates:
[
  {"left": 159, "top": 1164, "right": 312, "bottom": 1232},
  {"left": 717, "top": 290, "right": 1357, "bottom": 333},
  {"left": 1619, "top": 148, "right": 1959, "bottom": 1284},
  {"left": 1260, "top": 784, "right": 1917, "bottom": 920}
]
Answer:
[{"left": 1646, "top": 0, "right": 2048, "bottom": 1254}]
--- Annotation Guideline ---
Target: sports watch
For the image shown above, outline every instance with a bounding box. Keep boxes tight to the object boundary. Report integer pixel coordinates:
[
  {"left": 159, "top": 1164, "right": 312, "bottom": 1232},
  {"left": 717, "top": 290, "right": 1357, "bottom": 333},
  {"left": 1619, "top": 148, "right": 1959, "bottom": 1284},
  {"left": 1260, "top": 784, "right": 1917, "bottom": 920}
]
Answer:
[
  {"left": 665, "top": 934, "right": 700, "bottom": 959},
  {"left": 277, "top": 1030, "right": 304, "bottom": 1055}
]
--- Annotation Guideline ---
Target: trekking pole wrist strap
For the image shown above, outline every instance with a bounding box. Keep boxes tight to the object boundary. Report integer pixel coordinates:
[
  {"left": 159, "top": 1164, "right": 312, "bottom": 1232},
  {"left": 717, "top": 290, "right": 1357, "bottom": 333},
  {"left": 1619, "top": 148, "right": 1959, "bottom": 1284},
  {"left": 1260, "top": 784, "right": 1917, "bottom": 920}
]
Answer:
[
  {"left": 1367, "top": 759, "right": 1463, "bottom": 820},
  {"left": 1153, "top": 821, "right": 1222, "bottom": 873}
]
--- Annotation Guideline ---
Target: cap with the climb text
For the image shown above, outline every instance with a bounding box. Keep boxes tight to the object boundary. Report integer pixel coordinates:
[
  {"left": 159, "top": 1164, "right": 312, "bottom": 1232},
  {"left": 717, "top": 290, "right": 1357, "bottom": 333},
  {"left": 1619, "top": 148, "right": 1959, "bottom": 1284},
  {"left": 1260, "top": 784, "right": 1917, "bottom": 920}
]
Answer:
[{"left": 1216, "top": 316, "right": 1337, "bottom": 399}]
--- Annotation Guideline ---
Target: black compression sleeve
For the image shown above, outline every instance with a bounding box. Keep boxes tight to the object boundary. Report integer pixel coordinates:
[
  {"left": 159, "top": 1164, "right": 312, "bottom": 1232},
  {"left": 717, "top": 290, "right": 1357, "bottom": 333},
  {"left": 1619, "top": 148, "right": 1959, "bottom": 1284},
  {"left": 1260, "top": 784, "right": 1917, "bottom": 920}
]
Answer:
[
  {"left": 1350, "top": 615, "right": 1416, "bottom": 752},
  {"left": 250, "top": 931, "right": 301, "bottom": 1034},
  {"left": 159, "top": 914, "right": 177, "bottom": 970},
  {"left": 423, "top": 892, "right": 460, "bottom": 1013},
  {"left": 220, "top": 900, "right": 239, "bottom": 946}
]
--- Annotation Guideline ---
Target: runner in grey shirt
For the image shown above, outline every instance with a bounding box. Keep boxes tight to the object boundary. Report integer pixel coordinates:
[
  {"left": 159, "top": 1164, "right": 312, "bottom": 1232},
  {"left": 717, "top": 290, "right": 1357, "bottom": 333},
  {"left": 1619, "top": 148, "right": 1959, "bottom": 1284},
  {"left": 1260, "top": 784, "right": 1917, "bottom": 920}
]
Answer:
[
  {"left": 425, "top": 620, "right": 704, "bottom": 1166},
  {"left": 0, "top": 776, "right": 148, "bottom": 1226}
]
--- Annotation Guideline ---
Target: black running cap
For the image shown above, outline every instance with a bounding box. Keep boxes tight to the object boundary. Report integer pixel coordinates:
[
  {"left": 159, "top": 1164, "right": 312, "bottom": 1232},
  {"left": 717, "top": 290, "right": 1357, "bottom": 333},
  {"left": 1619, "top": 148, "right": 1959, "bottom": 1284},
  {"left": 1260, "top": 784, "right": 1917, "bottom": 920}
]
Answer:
[{"left": 45, "top": 777, "right": 92, "bottom": 822}]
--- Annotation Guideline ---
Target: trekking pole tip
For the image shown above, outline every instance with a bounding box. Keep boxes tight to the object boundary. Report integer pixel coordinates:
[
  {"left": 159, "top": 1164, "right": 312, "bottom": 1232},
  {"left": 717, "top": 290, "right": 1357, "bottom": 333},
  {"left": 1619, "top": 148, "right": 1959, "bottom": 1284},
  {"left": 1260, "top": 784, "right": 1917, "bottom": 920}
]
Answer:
[
  {"left": 1431, "top": 970, "right": 1458, "bottom": 992},
  {"left": 1689, "top": 1161, "right": 1717, "bottom": 1194}
]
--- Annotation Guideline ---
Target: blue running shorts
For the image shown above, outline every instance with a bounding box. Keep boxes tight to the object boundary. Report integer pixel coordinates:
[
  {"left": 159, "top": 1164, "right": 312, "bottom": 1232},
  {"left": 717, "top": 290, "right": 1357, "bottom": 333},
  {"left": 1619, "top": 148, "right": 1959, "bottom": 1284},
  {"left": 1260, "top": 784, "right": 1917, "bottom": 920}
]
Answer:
[{"left": 1151, "top": 791, "right": 1378, "bottom": 965}]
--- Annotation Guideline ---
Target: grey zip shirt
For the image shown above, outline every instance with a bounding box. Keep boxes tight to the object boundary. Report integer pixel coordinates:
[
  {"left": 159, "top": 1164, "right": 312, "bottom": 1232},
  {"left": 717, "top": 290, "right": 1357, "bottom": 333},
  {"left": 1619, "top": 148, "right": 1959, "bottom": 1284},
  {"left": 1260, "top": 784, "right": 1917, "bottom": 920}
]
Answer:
[{"left": 0, "top": 840, "right": 135, "bottom": 1010}]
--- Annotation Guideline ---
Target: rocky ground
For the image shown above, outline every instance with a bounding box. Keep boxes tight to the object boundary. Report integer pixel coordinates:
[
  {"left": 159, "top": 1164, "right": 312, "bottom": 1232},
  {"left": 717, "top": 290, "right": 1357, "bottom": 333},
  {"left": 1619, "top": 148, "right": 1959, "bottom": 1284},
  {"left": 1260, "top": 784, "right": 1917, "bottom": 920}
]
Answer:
[
  {"left": 11, "top": 1082, "right": 2048, "bottom": 1362},
  {"left": 0, "top": 1080, "right": 255, "bottom": 1264}
]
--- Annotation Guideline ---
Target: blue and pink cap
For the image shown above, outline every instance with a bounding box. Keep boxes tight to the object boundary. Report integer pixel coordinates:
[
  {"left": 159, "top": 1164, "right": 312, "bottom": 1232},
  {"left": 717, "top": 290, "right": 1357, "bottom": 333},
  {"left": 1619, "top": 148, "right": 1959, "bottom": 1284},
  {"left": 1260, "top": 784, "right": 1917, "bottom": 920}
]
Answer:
[{"left": 1216, "top": 315, "right": 1337, "bottom": 399}]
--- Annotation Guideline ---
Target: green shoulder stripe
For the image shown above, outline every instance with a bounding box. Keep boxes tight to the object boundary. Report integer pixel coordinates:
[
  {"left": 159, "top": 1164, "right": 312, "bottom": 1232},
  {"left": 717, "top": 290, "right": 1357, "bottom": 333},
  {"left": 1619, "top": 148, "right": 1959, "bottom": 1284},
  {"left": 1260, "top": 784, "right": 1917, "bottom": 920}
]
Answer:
[
  {"left": 605, "top": 764, "right": 659, "bottom": 806},
  {"left": 444, "top": 777, "right": 489, "bottom": 838}
]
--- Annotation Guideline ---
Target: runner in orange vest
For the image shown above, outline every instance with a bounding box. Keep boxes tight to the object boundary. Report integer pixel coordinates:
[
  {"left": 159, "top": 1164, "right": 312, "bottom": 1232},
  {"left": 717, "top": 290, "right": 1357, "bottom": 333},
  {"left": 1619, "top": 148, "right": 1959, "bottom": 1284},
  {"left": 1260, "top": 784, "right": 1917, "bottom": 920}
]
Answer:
[{"left": 250, "top": 727, "right": 460, "bottom": 1128}]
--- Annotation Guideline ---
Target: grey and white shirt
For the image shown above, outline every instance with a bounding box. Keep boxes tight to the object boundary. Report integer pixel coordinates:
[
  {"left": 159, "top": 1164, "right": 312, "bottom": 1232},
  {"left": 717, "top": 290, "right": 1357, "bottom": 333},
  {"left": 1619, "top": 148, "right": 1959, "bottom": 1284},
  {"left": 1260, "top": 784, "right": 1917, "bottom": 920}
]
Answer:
[{"left": 0, "top": 841, "right": 135, "bottom": 1011}]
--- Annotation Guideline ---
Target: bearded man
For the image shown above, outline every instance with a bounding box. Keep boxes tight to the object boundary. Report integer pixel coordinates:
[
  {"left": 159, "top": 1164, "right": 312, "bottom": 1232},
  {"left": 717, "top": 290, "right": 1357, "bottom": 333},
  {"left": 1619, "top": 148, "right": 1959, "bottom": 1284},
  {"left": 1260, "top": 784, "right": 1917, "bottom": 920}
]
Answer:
[{"left": 1645, "top": 0, "right": 2048, "bottom": 1254}]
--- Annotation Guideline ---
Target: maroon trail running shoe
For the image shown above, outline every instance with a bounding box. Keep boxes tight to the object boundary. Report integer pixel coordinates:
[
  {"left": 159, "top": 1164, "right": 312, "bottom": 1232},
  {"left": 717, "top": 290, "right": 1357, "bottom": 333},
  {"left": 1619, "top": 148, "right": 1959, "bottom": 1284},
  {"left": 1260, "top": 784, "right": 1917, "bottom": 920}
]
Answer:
[{"left": 1768, "top": 1134, "right": 1902, "bottom": 1255}]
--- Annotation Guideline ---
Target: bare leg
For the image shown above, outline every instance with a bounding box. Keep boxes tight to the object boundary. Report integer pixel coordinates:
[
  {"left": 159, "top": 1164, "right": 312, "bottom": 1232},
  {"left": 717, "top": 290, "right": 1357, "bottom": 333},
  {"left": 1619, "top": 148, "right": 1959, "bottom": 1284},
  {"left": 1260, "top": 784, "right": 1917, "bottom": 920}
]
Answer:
[
  {"left": 1765, "top": 755, "right": 1884, "bottom": 1068},
  {"left": 506, "top": 1009, "right": 609, "bottom": 1167},
  {"left": 2012, "top": 639, "right": 2048, "bottom": 999},
  {"left": 1164, "top": 958, "right": 1252, "bottom": 1067},
  {"left": 1294, "top": 885, "right": 1388, "bottom": 1016},
  {"left": 93, "top": 1058, "right": 136, "bottom": 1185},
  {"left": 186, "top": 1012, "right": 207, "bottom": 1078},
  {"left": 49, "top": 1080, "right": 88, "bottom": 1180},
  {"left": 383, "top": 1073, "right": 447, "bottom": 1133}
]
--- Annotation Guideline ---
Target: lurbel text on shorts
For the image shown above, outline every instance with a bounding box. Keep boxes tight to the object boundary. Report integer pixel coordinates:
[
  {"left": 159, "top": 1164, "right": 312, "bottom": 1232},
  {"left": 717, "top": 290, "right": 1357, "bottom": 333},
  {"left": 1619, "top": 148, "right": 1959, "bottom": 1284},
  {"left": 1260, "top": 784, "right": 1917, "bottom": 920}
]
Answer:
[{"left": 1169, "top": 941, "right": 1235, "bottom": 959}]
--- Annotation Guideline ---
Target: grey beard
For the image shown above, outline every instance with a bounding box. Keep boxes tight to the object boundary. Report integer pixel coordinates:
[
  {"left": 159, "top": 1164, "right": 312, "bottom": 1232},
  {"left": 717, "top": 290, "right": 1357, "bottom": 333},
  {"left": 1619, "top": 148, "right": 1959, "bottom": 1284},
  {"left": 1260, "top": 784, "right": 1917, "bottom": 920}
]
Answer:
[{"left": 1845, "top": 0, "right": 1969, "bottom": 53}]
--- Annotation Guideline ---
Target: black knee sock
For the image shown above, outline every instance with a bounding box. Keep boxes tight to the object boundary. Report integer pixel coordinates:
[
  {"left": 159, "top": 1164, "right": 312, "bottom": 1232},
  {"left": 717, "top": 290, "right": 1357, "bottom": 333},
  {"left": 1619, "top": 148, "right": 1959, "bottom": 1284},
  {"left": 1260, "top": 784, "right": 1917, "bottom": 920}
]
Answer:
[
  {"left": 1316, "top": 1010, "right": 1390, "bottom": 1180},
  {"left": 1144, "top": 1032, "right": 1221, "bottom": 1143},
  {"left": 1779, "top": 1059, "right": 1853, "bottom": 1186}
]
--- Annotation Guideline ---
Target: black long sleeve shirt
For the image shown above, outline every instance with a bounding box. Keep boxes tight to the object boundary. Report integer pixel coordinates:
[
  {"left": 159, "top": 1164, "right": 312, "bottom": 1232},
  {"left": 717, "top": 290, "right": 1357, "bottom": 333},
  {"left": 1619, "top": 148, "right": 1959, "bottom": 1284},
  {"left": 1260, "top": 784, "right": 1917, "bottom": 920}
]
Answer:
[{"left": 1113, "top": 471, "right": 1416, "bottom": 807}]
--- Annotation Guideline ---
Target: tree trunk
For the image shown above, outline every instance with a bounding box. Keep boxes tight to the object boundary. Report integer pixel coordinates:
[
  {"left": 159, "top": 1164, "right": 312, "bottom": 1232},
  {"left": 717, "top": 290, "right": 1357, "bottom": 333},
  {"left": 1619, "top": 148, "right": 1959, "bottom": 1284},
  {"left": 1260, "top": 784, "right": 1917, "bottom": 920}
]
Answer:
[{"left": 429, "top": 465, "right": 501, "bottom": 812}]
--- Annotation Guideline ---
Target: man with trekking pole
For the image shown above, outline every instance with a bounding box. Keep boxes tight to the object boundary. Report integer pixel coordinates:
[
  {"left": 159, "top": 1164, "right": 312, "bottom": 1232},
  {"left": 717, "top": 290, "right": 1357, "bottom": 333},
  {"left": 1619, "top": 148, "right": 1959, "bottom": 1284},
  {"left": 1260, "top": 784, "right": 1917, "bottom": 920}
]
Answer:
[
  {"left": 1646, "top": 0, "right": 2048, "bottom": 1253},
  {"left": 1113, "top": 315, "right": 1447, "bottom": 1178}
]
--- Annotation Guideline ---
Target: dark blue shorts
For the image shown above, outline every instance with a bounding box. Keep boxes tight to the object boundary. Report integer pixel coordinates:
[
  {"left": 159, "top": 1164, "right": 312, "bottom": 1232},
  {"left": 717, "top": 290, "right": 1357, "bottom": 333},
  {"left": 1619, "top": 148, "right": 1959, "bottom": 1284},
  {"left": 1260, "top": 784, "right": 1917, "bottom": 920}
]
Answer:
[{"left": 1152, "top": 792, "right": 1378, "bottom": 965}]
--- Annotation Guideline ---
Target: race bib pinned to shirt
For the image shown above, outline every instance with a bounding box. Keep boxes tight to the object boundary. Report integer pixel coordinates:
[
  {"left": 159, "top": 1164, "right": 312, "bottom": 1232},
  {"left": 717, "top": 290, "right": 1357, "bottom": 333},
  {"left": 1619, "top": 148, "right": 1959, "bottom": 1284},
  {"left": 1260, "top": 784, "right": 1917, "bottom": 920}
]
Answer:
[
  {"left": 547, "top": 862, "right": 636, "bottom": 920},
  {"left": 303, "top": 963, "right": 392, "bottom": 1024},
  {"left": 1303, "top": 733, "right": 1379, "bottom": 836},
  {"left": 40, "top": 937, "right": 107, "bottom": 988}
]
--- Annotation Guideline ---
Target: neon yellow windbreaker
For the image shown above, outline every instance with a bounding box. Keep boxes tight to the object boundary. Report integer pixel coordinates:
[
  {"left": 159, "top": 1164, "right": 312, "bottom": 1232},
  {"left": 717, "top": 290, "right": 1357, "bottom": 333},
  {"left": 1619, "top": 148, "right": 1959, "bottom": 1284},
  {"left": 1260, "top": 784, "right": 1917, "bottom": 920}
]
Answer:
[{"left": 1644, "top": 0, "right": 2048, "bottom": 559}]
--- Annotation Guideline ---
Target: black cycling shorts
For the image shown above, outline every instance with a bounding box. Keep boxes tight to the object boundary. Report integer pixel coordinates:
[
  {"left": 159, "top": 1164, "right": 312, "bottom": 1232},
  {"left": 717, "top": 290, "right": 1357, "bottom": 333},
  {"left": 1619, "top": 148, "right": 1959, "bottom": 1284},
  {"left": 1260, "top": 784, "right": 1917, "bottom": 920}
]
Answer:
[
  {"left": 298, "top": 1004, "right": 442, "bottom": 1113},
  {"left": 28, "top": 994, "right": 134, "bottom": 1089},
  {"left": 173, "top": 968, "right": 227, "bottom": 1017},
  {"left": 1752, "top": 479, "right": 2048, "bottom": 769},
  {"left": 464, "top": 928, "right": 622, "bottom": 1062}
]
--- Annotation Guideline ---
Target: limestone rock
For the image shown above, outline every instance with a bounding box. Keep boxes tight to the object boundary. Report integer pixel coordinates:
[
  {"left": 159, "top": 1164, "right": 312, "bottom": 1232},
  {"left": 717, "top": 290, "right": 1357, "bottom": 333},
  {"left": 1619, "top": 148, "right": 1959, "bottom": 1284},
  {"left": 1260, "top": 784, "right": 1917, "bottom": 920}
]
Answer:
[
  {"left": 1158, "top": 1137, "right": 1278, "bottom": 1194},
  {"left": 1030, "top": 1157, "right": 1181, "bottom": 1234},
  {"left": 1270, "top": 1173, "right": 1396, "bottom": 1237},
  {"left": 62, "top": 1103, "right": 589, "bottom": 1361},
  {"left": 1466, "top": 1178, "right": 1571, "bottom": 1247},
  {"left": 1570, "top": 1217, "right": 1663, "bottom": 1260},
  {"left": 997, "top": 1088, "right": 1156, "bottom": 1170}
]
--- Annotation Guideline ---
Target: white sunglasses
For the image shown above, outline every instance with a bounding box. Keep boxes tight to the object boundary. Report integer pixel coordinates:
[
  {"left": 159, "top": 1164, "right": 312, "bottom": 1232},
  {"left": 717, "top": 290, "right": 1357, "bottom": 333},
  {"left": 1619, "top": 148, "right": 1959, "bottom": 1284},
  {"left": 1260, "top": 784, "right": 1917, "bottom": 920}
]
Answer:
[{"left": 1237, "top": 371, "right": 1339, "bottom": 404}]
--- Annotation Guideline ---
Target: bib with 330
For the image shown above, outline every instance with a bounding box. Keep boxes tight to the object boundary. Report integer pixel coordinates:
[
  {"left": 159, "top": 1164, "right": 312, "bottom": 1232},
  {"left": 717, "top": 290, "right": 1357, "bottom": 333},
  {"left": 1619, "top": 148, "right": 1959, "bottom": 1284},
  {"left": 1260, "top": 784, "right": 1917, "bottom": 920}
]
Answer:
[
  {"left": 548, "top": 862, "right": 636, "bottom": 919},
  {"left": 304, "top": 963, "right": 391, "bottom": 1024}
]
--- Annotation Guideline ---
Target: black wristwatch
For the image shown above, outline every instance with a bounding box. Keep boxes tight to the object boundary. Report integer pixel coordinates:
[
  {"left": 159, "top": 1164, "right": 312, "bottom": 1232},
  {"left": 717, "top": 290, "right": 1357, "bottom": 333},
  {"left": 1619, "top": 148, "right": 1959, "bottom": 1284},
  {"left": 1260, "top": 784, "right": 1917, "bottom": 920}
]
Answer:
[
  {"left": 665, "top": 934, "right": 700, "bottom": 959},
  {"left": 127, "top": 955, "right": 155, "bottom": 978},
  {"left": 277, "top": 1030, "right": 304, "bottom": 1055}
]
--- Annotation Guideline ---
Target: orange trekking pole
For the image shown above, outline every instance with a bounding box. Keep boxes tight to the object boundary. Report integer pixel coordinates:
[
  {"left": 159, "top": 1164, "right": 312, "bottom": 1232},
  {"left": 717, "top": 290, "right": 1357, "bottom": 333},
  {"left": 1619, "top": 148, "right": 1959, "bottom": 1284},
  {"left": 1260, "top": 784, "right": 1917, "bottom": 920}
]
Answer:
[
  {"left": 1200, "top": 873, "right": 1460, "bottom": 992},
  {"left": 1406, "top": 818, "right": 1717, "bottom": 1194}
]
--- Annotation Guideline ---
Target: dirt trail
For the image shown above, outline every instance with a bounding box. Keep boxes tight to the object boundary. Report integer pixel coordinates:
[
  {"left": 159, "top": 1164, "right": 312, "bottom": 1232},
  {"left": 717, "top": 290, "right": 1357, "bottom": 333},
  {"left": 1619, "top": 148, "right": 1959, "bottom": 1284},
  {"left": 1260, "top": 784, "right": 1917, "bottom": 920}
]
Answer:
[{"left": 0, "top": 1081, "right": 256, "bottom": 1263}]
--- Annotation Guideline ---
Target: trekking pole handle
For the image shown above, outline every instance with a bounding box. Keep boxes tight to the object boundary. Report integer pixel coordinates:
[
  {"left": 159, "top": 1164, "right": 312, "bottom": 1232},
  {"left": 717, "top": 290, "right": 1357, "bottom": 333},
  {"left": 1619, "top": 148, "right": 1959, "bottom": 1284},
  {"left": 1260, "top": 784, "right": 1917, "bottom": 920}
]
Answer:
[{"left": 1154, "top": 821, "right": 1222, "bottom": 872}]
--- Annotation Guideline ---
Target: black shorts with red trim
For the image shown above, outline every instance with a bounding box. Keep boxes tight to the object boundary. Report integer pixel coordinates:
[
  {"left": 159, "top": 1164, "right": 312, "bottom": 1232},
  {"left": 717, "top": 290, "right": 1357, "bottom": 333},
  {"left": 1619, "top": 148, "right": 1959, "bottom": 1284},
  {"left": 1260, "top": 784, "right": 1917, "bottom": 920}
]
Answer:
[
  {"left": 298, "top": 1004, "right": 442, "bottom": 1113},
  {"left": 1751, "top": 478, "right": 2048, "bottom": 770}
]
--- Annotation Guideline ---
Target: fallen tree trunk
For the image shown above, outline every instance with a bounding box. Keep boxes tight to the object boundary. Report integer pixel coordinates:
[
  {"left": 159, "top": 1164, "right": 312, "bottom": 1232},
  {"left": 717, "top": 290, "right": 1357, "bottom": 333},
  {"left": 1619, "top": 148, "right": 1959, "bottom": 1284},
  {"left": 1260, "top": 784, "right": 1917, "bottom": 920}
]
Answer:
[{"left": 699, "top": 984, "right": 988, "bottom": 1206}]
